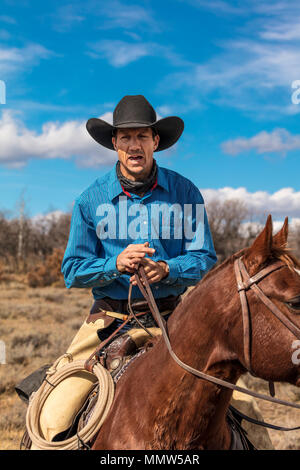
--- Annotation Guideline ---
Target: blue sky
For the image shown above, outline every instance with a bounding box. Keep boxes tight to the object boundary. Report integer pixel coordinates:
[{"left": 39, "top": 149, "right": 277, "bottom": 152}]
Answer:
[{"left": 0, "top": 0, "right": 300, "bottom": 220}]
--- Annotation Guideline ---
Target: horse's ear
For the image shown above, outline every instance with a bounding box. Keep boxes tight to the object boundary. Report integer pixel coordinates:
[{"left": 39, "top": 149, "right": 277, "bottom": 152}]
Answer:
[
  {"left": 243, "top": 214, "right": 273, "bottom": 275},
  {"left": 272, "top": 217, "right": 288, "bottom": 249}
]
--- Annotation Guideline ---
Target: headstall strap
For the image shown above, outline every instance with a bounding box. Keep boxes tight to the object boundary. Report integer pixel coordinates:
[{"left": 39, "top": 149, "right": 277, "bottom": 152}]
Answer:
[
  {"left": 131, "top": 264, "right": 300, "bottom": 412},
  {"left": 237, "top": 257, "right": 300, "bottom": 341},
  {"left": 234, "top": 259, "right": 252, "bottom": 372}
]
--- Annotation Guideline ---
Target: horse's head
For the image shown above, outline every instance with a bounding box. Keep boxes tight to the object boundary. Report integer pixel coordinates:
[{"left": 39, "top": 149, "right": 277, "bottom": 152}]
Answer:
[{"left": 239, "top": 215, "right": 300, "bottom": 385}]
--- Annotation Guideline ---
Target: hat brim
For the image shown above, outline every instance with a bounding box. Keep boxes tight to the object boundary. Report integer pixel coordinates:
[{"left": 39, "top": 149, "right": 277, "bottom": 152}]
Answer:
[{"left": 86, "top": 116, "right": 184, "bottom": 152}]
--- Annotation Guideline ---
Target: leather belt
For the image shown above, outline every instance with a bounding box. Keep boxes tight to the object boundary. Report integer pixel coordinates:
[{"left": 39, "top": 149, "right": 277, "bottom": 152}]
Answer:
[{"left": 90, "top": 295, "right": 181, "bottom": 316}]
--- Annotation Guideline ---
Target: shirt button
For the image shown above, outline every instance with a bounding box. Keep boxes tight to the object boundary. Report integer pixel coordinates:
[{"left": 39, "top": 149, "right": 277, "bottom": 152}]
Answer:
[{"left": 113, "top": 273, "right": 117, "bottom": 277}]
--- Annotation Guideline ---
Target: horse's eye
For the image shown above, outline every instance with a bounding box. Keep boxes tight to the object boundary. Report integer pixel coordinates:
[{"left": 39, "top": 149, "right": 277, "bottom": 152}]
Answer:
[{"left": 286, "top": 297, "right": 300, "bottom": 312}]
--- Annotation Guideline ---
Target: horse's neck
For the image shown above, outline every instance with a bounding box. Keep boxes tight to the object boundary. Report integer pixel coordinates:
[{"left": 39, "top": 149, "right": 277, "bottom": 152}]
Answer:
[
  {"left": 95, "top": 263, "right": 244, "bottom": 450},
  {"left": 167, "top": 262, "right": 240, "bottom": 369},
  {"left": 148, "top": 264, "right": 243, "bottom": 449}
]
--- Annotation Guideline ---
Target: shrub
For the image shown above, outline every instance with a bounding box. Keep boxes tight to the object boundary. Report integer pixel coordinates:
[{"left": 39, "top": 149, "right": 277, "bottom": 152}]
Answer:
[{"left": 27, "top": 248, "right": 65, "bottom": 288}]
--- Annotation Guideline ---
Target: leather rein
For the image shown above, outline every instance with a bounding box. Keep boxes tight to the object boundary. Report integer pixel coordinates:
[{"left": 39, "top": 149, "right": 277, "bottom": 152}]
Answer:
[{"left": 131, "top": 259, "right": 300, "bottom": 415}]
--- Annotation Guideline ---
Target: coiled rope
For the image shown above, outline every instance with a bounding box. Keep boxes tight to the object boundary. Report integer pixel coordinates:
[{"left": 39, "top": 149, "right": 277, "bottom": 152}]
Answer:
[{"left": 26, "top": 354, "right": 115, "bottom": 450}]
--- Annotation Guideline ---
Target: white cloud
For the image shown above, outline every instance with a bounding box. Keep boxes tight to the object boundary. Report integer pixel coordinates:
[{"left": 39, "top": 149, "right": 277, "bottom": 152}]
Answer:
[
  {"left": 239, "top": 218, "right": 300, "bottom": 238},
  {"left": 156, "top": 97, "right": 203, "bottom": 116},
  {"left": 221, "top": 128, "right": 300, "bottom": 156},
  {"left": 0, "top": 109, "right": 116, "bottom": 168},
  {"left": 88, "top": 40, "right": 151, "bottom": 67},
  {"left": 163, "top": 1, "right": 300, "bottom": 117},
  {"left": 98, "top": 0, "right": 159, "bottom": 31},
  {"left": 87, "top": 40, "right": 188, "bottom": 68},
  {"left": 31, "top": 210, "right": 66, "bottom": 228},
  {"left": 163, "top": 40, "right": 300, "bottom": 109},
  {"left": 257, "top": 1, "right": 300, "bottom": 41},
  {"left": 0, "top": 43, "right": 53, "bottom": 78},
  {"left": 202, "top": 186, "right": 300, "bottom": 218},
  {"left": 52, "top": 4, "right": 85, "bottom": 33},
  {"left": 179, "top": 0, "right": 248, "bottom": 15},
  {"left": 261, "top": 22, "right": 300, "bottom": 41},
  {"left": 182, "top": 0, "right": 300, "bottom": 17},
  {"left": 50, "top": 0, "right": 160, "bottom": 33}
]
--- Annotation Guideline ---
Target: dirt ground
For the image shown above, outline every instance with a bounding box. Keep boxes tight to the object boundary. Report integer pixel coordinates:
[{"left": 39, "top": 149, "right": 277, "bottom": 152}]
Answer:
[{"left": 1, "top": 279, "right": 300, "bottom": 450}]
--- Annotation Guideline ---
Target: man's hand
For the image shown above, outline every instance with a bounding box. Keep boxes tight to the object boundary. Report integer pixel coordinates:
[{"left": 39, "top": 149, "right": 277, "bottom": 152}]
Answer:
[
  {"left": 130, "top": 257, "right": 169, "bottom": 285},
  {"left": 116, "top": 242, "right": 155, "bottom": 273}
]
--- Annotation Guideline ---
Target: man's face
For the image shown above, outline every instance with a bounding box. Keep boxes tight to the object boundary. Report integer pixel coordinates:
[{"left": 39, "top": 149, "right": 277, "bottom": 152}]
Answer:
[{"left": 112, "top": 127, "right": 160, "bottom": 181}]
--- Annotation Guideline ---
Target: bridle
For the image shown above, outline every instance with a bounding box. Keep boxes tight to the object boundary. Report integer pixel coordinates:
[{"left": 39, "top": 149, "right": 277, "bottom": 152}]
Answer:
[
  {"left": 234, "top": 257, "right": 300, "bottom": 375},
  {"left": 131, "top": 258, "right": 300, "bottom": 411}
]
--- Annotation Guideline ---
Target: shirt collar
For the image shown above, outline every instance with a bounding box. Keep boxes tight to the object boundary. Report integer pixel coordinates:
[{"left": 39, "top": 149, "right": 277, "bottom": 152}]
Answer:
[
  {"left": 156, "top": 164, "right": 169, "bottom": 193},
  {"left": 107, "top": 161, "right": 169, "bottom": 201}
]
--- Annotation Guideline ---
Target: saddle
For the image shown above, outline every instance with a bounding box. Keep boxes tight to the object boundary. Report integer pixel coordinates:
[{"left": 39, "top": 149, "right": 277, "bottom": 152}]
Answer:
[
  {"left": 73, "top": 333, "right": 256, "bottom": 450},
  {"left": 75, "top": 332, "right": 149, "bottom": 447},
  {"left": 17, "top": 327, "right": 255, "bottom": 450},
  {"left": 18, "top": 330, "right": 153, "bottom": 449}
]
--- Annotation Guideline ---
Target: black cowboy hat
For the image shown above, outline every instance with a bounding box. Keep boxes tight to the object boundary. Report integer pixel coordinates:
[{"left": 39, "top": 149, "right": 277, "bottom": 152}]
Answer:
[{"left": 86, "top": 95, "right": 184, "bottom": 152}]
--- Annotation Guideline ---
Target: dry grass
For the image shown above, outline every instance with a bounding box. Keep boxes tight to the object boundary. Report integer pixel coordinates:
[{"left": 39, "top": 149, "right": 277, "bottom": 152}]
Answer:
[
  {"left": 1, "top": 280, "right": 300, "bottom": 450},
  {"left": 242, "top": 374, "right": 300, "bottom": 450},
  {"left": 0, "top": 277, "right": 91, "bottom": 450}
]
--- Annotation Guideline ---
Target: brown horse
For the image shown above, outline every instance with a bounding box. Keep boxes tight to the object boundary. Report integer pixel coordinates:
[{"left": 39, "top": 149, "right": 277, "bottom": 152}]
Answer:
[{"left": 92, "top": 215, "right": 300, "bottom": 450}]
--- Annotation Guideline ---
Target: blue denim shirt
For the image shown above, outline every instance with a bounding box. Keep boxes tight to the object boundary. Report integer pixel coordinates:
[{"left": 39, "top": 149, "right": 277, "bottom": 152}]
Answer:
[{"left": 61, "top": 162, "right": 217, "bottom": 300}]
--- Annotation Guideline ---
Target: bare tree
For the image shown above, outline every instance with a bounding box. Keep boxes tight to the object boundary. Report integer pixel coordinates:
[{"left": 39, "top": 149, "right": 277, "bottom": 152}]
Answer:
[
  {"left": 0, "top": 207, "right": 71, "bottom": 274},
  {"left": 206, "top": 199, "right": 259, "bottom": 263},
  {"left": 289, "top": 222, "right": 300, "bottom": 260},
  {"left": 16, "top": 190, "right": 26, "bottom": 271},
  {"left": 0, "top": 210, "right": 18, "bottom": 269}
]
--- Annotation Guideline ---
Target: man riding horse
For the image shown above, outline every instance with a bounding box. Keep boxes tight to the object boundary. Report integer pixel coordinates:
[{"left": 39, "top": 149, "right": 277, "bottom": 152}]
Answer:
[{"left": 32, "top": 95, "right": 217, "bottom": 443}]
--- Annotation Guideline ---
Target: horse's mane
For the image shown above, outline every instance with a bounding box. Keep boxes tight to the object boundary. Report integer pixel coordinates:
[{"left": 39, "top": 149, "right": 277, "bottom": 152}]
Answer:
[
  {"left": 272, "top": 246, "right": 300, "bottom": 271},
  {"left": 202, "top": 244, "right": 300, "bottom": 284},
  {"left": 201, "top": 248, "right": 246, "bottom": 284}
]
